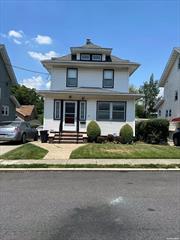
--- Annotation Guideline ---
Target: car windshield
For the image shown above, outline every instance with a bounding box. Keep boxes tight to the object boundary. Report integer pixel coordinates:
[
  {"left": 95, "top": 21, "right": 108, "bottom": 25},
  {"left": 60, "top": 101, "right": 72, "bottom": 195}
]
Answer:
[{"left": 0, "top": 122, "right": 20, "bottom": 128}]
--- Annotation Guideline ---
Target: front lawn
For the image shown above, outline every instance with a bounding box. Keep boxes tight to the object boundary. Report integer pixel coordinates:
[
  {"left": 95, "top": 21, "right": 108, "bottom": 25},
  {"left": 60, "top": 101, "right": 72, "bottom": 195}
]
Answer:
[
  {"left": 70, "top": 143, "right": 180, "bottom": 159},
  {"left": 0, "top": 143, "right": 48, "bottom": 160}
]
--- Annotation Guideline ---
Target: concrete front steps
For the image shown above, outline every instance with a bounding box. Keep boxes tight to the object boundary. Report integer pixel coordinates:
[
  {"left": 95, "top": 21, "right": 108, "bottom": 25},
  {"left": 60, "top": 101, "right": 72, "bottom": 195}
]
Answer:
[{"left": 49, "top": 131, "right": 86, "bottom": 144}]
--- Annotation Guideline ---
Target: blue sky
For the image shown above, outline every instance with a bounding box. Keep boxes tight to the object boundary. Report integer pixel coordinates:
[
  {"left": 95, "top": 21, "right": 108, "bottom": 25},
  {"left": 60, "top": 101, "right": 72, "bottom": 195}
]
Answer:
[{"left": 0, "top": 0, "right": 180, "bottom": 90}]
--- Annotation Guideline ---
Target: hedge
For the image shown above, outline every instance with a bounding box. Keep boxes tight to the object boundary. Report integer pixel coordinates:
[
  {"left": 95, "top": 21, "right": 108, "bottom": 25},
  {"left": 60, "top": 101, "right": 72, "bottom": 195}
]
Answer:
[{"left": 135, "top": 118, "right": 169, "bottom": 144}]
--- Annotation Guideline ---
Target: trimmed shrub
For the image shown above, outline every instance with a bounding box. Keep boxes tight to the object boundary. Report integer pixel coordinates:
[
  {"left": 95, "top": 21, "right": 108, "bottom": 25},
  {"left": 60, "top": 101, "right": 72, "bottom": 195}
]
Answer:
[
  {"left": 87, "top": 121, "right": 101, "bottom": 142},
  {"left": 107, "top": 134, "right": 114, "bottom": 142},
  {"left": 97, "top": 136, "right": 106, "bottom": 144},
  {"left": 120, "top": 124, "right": 133, "bottom": 144},
  {"left": 135, "top": 119, "right": 169, "bottom": 144}
]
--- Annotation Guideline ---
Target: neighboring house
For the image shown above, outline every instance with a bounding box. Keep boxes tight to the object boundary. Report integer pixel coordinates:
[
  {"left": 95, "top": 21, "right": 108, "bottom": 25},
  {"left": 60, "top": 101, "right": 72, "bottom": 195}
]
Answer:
[
  {"left": 156, "top": 47, "right": 180, "bottom": 132},
  {"left": 16, "top": 105, "right": 37, "bottom": 121},
  {"left": 39, "top": 39, "right": 142, "bottom": 141},
  {"left": 0, "top": 44, "right": 20, "bottom": 122}
]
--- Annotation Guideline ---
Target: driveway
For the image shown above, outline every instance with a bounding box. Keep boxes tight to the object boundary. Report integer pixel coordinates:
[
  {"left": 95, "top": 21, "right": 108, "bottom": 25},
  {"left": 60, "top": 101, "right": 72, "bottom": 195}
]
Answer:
[
  {"left": 0, "top": 171, "right": 179, "bottom": 240},
  {"left": 0, "top": 142, "right": 21, "bottom": 156}
]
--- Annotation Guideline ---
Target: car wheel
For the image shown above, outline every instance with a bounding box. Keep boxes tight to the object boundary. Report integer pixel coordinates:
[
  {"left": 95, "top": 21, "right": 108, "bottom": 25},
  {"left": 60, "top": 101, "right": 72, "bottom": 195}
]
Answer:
[
  {"left": 173, "top": 137, "right": 180, "bottom": 146},
  {"left": 21, "top": 133, "right": 26, "bottom": 144}
]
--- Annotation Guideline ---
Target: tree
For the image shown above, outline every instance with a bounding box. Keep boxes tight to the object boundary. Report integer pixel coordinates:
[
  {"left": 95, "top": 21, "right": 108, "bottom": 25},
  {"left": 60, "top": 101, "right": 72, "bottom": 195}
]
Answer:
[
  {"left": 11, "top": 85, "right": 44, "bottom": 114},
  {"left": 140, "top": 74, "right": 159, "bottom": 117},
  {"left": 129, "top": 84, "right": 139, "bottom": 94}
]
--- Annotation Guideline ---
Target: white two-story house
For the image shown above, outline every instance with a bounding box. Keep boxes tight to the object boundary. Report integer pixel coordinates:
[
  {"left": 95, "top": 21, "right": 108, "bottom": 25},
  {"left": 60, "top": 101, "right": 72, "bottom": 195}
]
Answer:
[
  {"left": 157, "top": 47, "right": 180, "bottom": 132},
  {"left": 39, "top": 39, "right": 142, "bottom": 142}
]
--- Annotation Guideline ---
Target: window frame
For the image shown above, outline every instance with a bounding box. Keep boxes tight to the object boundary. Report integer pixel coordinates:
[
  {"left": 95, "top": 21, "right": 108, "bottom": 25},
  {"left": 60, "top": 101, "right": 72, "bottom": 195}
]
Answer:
[
  {"left": 91, "top": 54, "right": 102, "bottom": 61},
  {"left": 79, "top": 101, "right": 87, "bottom": 121},
  {"left": 169, "top": 109, "right": 172, "bottom": 117},
  {"left": 178, "top": 57, "right": 180, "bottom": 69},
  {"left": 2, "top": 105, "right": 9, "bottom": 116},
  {"left": 96, "top": 101, "right": 126, "bottom": 122},
  {"left": 103, "top": 69, "right": 114, "bottom": 88},
  {"left": 175, "top": 90, "right": 178, "bottom": 101},
  {"left": 66, "top": 68, "right": 78, "bottom": 87},
  {"left": 54, "top": 100, "right": 61, "bottom": 120},
  {"left": 80, "top": 53, "right": 91, "bottom": 61},
  {"left": 165, "top": 110, "right": 168, "bottom": 117}
]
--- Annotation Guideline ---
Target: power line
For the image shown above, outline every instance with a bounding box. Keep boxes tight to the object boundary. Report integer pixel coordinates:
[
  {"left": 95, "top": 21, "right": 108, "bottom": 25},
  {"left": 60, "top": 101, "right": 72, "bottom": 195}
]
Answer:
[{"left": 5, "top": 63, "right": 49, "bottom": 75}]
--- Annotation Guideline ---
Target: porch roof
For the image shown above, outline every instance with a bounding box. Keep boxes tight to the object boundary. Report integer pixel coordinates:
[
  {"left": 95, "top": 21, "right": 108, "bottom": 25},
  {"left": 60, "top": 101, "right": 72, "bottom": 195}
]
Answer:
[{"left": 38, "top": 87, "right": 144, "bottom": 100}]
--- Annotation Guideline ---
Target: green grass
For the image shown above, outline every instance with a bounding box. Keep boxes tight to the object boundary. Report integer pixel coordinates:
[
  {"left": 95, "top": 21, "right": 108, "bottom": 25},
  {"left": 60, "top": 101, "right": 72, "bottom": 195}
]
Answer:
[
  {"left": 0, "top": 163, "right": 180, "bottom": 169},
  {"left": 70, "top": 143, "right": 180, "bottom": 159},
  {"left": 0, "top": 143, "right": 48, "bottom": 160}
]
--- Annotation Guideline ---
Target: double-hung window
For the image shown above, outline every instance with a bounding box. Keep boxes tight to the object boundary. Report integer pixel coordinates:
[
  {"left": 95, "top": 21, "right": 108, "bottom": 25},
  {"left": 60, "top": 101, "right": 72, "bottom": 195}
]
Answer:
[
  {"left": 79, "top": 101, "right": 86, "bottom": 121},
  {"left": 2, "top": 105, "right": 9, "bottom": 116},
  {"left": 103, "top": 69, "right": 114, "bottom": 88},
  {"left": 54, "top": 100, "right": 61, "bottom": 120},
  {"left": 66, "top": 68, "right": 78, "bottom": 87},
  {"left": 97, "top": 101, "right": 126, "bottom": 121}
]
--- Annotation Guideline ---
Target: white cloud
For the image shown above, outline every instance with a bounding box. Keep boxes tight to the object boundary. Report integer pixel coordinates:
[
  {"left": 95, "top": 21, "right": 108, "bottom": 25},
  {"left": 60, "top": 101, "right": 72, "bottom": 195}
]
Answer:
[
  {"left": 13, "top": 39, "right": 22, "bottom": 45},
  {"left": 28, "top": 50, "right": 58, "bottom": 61},
  {"left": 34, "top": 35, "right": 52, "bottom": 45},
  {"left": 8, "top": 30, "right": 23, "bottom": 38},
  {"left": 21, "top": 75, "right": 48, "bottom": 90}
]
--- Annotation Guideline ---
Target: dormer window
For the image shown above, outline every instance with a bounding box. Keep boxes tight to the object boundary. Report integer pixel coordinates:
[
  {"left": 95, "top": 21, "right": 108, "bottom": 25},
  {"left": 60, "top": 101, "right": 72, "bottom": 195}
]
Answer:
[
  {"left": 80, "top": 54, "right": 90, "bottom": 61},
  {"left": 92, "top": 54, "right": 102, "bottom": 61}
]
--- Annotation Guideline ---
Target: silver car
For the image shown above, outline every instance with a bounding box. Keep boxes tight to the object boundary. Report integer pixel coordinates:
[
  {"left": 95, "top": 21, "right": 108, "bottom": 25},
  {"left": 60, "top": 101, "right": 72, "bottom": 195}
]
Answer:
[{"left": 0, "top": 121, "right": 38, "bottom": 144}]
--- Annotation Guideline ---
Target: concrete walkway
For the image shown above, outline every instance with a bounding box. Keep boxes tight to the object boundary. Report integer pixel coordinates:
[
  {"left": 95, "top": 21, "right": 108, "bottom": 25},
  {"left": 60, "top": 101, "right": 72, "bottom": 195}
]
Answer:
[
  {"left": 32, "top": 141, "right": 84, "bottom": 160},
  {"left": 0, "top": 143, "right": 21, "bottom": 155},
  {"left": 0, "top": 158, "right": 179, "bottom": 166}
]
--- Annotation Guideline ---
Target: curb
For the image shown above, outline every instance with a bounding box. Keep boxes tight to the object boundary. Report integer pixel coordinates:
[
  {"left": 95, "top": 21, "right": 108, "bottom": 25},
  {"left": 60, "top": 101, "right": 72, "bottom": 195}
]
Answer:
[{"left": 0, "top": 168, "right": 180, "bottom": 171}]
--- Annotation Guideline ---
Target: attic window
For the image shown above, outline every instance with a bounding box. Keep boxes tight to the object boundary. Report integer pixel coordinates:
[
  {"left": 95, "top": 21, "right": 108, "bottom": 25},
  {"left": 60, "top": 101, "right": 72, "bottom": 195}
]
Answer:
[
  {"left": 80, "top": 54, "right": 90, "bottom": 61},
  {"left": 92, "top": 54, "right": 102, "bottom": 61},
  {"left": 71, "top": 54, "right": 76, "bottom": 60}
]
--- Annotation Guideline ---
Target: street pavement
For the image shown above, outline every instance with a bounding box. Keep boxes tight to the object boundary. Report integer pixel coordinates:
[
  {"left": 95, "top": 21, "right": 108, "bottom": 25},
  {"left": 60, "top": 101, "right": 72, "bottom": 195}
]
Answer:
[{"left": 0, "top": 171, "right": 179, "bottom": 240}]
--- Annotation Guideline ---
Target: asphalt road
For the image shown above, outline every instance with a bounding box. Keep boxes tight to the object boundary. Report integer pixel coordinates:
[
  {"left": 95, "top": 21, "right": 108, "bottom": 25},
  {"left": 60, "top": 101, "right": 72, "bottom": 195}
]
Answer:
[{"left": 0, "top": 171, "right": 180, "bottom": 240}]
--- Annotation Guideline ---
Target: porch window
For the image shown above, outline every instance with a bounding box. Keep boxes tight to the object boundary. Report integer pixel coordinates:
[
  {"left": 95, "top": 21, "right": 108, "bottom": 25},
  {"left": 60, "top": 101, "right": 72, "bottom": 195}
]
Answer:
[
  {"left": 103, "top": 70, "right": 114, "bottom": 88},
  {"left": 2, "top": 105, "right": 9, "bottom": 116},
  {"left": 97, "top": 101, "right": 126, "bottom": 121},
  {"left": 66, "top": 68, "right": 78, "bottom": 87},
  {"left": 54, "top": 100, "right": 61, "bottom": 120},
  {"left": 79, "top": 101, "right": 86, "bottom": 121}
]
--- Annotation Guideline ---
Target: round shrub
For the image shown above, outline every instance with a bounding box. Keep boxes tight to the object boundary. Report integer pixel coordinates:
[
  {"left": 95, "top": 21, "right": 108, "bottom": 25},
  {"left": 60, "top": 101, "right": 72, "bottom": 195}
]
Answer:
[
  {"left": 120, "top": 124, "right": 133, "bottom": 144},
  {"left": 87, "top": 121, "right": 101, "bottom": 142}
]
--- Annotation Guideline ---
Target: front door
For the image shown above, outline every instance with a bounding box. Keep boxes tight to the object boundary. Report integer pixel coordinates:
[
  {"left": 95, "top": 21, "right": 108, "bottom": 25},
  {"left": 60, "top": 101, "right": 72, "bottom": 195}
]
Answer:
[{"left": 63, "top": 101, "right": 77, "bottom": 131}]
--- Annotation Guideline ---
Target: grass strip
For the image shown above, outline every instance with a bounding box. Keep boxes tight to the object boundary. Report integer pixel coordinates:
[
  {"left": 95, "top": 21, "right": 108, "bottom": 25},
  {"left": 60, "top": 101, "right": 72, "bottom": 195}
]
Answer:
[{"left": 0, "top": 163, "right": 180, "bottom": 169}]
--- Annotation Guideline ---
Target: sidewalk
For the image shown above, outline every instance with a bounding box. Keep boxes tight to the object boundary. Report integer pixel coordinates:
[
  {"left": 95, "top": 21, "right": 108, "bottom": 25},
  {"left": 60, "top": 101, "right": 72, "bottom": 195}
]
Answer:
[{"left": 0, "top": 158, "right": 180, "bottom": 166}]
